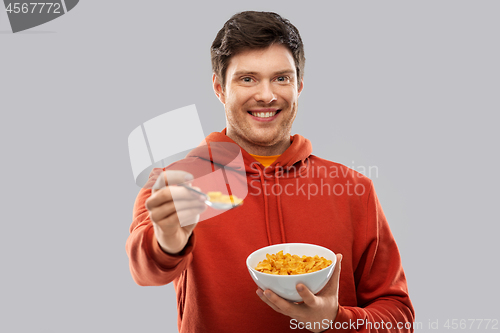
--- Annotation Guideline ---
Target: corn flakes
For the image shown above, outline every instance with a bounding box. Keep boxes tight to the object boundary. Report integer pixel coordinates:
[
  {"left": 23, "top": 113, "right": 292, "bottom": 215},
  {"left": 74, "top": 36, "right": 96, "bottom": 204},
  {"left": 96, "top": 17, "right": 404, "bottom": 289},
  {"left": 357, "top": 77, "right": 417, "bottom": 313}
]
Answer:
[
  {"left": 207, "top": 191, "right": 243, "bottom": 205},
  {"left": 255, "top": 250, "right": 332, "bottom": 275}
]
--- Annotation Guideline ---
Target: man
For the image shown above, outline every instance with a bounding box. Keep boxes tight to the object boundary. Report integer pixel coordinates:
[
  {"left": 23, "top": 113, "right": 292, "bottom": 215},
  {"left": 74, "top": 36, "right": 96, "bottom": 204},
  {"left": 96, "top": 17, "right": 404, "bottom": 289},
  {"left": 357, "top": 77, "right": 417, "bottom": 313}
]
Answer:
[{"left": 126, "top": 11, "right": 414, "bottom": 332}]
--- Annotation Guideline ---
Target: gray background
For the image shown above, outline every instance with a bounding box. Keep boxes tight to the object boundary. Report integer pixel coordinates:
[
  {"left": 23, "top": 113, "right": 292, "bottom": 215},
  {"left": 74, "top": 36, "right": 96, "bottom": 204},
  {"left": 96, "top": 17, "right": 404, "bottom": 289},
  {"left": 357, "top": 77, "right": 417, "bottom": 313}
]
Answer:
[{"left": 1, "top": 1, "right": 498, "bottom": 332}]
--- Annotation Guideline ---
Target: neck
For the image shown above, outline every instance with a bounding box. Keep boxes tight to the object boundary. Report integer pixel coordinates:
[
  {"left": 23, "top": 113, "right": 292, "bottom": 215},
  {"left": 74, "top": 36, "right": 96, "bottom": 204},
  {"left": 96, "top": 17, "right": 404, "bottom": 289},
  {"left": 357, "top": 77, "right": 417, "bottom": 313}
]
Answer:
[{"left": 226, "top": 129, "right": 290, "bottom": 156}]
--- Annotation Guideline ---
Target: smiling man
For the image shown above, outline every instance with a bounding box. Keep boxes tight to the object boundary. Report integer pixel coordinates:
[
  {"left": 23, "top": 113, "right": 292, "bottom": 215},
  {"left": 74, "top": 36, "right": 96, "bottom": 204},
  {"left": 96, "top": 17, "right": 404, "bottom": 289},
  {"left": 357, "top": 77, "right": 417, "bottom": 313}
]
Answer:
[{"left": 126, "top": 11, "right": 415, "bottom": 333}]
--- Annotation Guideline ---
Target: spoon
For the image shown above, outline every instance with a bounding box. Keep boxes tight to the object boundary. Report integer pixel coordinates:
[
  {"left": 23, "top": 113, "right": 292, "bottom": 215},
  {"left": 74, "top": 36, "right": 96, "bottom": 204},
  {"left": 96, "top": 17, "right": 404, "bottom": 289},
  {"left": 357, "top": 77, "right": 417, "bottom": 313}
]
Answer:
[{"left": 178, "top": 183, "right": 243, "bottom": 210}]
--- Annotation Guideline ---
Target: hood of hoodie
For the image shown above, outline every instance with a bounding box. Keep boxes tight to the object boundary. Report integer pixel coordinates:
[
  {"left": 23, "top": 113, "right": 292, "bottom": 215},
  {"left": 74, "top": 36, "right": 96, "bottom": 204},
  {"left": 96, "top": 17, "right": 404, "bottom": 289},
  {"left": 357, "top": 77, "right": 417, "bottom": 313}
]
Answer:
[{"left": 185, "top": 128, "right": 313, "bottom": 178}]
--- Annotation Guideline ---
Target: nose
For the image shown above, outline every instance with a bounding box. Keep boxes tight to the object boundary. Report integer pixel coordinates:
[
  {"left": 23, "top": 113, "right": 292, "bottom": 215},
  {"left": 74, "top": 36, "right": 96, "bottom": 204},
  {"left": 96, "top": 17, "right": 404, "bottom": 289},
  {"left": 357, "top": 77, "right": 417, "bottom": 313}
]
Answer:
[{"left": 254, "top": 82, "right": 277, "bottom": 104}]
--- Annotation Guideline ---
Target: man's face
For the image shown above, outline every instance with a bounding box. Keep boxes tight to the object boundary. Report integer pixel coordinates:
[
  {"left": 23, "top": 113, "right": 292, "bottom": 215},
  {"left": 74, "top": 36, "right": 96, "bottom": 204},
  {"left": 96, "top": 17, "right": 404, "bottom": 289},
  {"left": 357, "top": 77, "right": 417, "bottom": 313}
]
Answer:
[{"left": 213, "top": 44, "right": 304, "bottom": 153}]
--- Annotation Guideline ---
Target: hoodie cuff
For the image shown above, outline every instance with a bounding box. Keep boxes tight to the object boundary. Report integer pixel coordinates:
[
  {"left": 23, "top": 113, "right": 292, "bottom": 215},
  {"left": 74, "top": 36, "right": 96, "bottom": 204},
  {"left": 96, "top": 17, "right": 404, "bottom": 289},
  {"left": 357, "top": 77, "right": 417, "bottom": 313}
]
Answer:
[
  {"left": 321, "top": 305, "right": 355, "bottom": 332},
  {"left": 150, "top": 231, "right": 196, "bottom": 269}
]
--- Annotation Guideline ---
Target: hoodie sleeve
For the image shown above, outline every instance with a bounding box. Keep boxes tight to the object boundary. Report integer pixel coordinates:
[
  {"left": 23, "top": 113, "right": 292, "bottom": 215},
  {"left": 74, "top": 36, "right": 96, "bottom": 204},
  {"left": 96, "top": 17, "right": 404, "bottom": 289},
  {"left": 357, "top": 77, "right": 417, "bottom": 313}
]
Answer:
[
  {"left": 125, "top": 185, "right": 195, "bottom": 286},
  {"left": 327, "top": 181, "right": 415, "bottom": 332}
]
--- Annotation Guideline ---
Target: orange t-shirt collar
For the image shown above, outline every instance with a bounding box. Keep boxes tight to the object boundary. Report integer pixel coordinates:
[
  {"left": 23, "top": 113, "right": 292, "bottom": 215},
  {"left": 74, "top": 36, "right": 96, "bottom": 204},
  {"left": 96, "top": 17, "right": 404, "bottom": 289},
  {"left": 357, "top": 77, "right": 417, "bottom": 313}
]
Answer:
[{"left": 249, "top": 154, "right": 281, "bottom": 168}]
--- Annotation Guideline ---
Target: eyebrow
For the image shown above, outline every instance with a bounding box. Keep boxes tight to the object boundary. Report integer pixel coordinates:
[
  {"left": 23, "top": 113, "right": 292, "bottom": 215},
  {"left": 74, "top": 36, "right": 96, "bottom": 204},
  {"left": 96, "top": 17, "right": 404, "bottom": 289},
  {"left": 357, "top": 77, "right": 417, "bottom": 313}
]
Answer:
[{"left": 231, "top": 69, "right": 296, "bottom": 77}]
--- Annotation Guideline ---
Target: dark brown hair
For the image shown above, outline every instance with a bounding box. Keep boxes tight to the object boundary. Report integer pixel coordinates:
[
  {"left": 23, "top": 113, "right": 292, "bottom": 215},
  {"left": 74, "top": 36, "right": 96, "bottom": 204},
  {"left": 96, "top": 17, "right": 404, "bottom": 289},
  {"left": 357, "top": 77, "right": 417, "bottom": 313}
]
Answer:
[{"left": 211, "top": 11, "right": 305, "bottom": 90}]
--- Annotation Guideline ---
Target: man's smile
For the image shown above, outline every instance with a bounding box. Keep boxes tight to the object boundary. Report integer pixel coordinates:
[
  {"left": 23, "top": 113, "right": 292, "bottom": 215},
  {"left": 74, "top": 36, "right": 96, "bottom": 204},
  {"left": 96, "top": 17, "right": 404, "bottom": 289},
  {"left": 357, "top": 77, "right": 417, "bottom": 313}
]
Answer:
[{"left": 247, "top": 109, "right": 282, "bottom": 121}]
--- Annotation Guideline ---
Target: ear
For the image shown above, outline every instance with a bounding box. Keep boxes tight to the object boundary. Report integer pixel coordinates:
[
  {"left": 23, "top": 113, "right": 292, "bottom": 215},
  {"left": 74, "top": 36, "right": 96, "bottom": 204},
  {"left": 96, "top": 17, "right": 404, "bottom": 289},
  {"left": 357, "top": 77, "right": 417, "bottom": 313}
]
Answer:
[
  {"left": 213, "top": 73, "right": 226, "bottom": 104},
  {"left": 297, "top": 78, "right": 304, "bottom": 97}
]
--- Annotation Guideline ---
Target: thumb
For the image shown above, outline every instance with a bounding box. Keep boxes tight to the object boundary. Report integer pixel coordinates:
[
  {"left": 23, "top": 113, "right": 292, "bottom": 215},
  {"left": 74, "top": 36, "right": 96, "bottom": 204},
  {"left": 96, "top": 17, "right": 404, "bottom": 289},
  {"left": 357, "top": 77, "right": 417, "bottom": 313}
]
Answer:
[
  {"left": 152, "top": 170, "right": 194, "bottom": 192},
  {"left": 296, "top": 284, "right": 317, "bottom": 307}
]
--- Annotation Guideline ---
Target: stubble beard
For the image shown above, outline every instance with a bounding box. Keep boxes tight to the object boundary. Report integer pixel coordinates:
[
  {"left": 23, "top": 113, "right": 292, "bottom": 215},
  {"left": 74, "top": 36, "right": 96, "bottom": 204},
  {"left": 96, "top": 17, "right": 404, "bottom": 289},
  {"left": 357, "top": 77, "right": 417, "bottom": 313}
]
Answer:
[{"left": 225, "top": 101, "right": 298, "bottom": 155}]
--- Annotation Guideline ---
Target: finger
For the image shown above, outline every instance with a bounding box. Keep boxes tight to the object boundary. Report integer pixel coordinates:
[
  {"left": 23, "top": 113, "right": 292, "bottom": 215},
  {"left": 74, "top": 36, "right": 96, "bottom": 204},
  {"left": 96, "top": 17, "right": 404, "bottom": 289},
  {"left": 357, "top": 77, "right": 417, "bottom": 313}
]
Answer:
[
  {"left": 152, "top": 170, "right": 194, "bottom": 192},
  {"left": 146, "top": 185, "right": 204, "bottom": 210},
  {"left": 296, "top": 284, "right": 317, "bottom": 307},
  {"left": 317, "top": 253, "right": 342, "bottom": 297},
  {"left": 262, "top": 289, "right": 295, "bottom": 315},
  {"left": 332, "top": 254, "right": 342, "bottom": 296},
  {"left": 149, "top": 199, "right": 206, "bottom": 223},
  {"left": 176, "top": 206, "right": 208, "bottom": 227},
  {"left": 155, "top": 204, "right": 207, "bottom": 230},
  {"left": 256, "top": 289, "right": 285, "bottom": 315}
]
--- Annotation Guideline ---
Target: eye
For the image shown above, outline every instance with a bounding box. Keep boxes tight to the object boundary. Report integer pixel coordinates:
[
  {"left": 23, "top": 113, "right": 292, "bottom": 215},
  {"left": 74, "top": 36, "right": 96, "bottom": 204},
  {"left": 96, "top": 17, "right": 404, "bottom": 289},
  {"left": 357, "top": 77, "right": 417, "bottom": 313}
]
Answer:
[
  {"left": 241, "top": 77, "right": 253, "bottom": 83},
  {"left": 276, "top": 76, "right": 290, "bottom": 82}
]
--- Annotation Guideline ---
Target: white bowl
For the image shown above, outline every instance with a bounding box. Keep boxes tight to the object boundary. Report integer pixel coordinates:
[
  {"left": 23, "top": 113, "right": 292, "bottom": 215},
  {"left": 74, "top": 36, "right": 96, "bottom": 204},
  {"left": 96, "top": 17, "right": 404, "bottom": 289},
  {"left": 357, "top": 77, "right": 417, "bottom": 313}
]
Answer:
[{"left": 246, "top": 243, "right": 336, "bottom": 302}]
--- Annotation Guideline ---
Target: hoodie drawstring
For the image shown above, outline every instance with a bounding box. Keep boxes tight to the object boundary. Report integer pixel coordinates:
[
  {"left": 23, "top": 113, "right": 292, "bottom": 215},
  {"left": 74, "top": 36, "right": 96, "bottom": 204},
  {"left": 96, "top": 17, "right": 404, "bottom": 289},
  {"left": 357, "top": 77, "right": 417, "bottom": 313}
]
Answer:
[
  {"left": 275, "top": 163, "right": 286, "bottom": 244},
  {"left": 257, "top": 166, "right": 273, "bottom": 246},
  {"left": 257, "top": 163, "right": 286, "bottom": 245}
]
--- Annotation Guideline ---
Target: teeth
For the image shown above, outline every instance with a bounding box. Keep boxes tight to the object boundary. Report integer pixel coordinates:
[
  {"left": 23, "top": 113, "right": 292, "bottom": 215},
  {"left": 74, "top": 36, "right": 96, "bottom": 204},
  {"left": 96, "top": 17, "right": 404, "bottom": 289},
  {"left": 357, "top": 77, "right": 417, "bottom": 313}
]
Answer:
[{"left": 250, "top": 111, "right": 278, "bottom": 118}]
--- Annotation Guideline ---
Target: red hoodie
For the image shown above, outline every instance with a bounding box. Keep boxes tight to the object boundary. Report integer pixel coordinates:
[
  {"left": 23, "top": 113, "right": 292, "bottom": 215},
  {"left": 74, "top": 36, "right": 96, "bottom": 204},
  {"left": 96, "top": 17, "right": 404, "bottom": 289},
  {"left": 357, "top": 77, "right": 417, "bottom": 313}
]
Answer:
[{"left": 126, "top": 129, "right": 415, "bottom": 332}]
